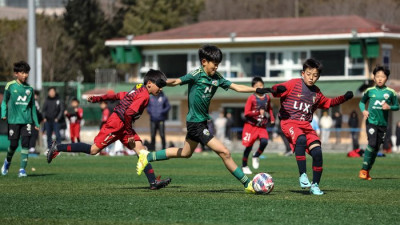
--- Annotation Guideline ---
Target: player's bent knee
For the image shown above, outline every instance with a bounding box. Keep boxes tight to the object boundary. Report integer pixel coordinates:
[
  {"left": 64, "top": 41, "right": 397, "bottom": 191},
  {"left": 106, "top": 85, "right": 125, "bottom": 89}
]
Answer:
[
  {"left": 10, "top": 139, "right": 19, "bottom": 150},
  {"left": 180, "top": 148, "right": 193, "bottom": 158},
  {"left": 310, "top": 146, "right": 323, "bottom": 162},
  {"left": 296, "top": 135, "right": 307, "bottom": 146},
  {"left": 90, "top": 146, "right": 101, "bottom": 155},
  {"left": 260, "top": 138, "right": 268, "bottom": 146},
  {"left": 219, "top": 149, "right": 231, "bottom": 160}
]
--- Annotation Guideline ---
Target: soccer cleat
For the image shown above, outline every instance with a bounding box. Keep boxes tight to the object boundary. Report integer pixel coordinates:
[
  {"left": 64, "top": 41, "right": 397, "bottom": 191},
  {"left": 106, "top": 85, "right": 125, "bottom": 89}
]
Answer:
[
  {"left": 47, "top": 141, "right": 60, "bottom": 164},
  {"left": 150, "top": 177, "right": 172, "bottom": 190},
  {"left": 1, "top": 159, "right": 10, "bottom": 176},
  {"left": 242, "top": 166, "right": 253, "bottom": 175},
  {"left": 244, "top": 180, "right": 255, "bottom": 194},
  {"left": 18, "top": 169, "right": 27, "bottom": 177},
  {"left": 359, "top": 169, "right": 372, "bottom": 180},
  {"left": 310, "top": 183, "right": 324, "bottom": 195},
  {"left": 136, "top": 150, "right": 149, "bottom": 176},
  {"left": 252, "top": 157, "right": 260, "bottom": 169},
  {"left": 299, "top": 173, "right": 312, "bottom": 188}
]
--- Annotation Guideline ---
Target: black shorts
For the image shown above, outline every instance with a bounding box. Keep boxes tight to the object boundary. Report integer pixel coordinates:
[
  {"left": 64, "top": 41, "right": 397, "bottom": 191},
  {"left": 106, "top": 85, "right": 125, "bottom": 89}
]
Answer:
[
  {"left": 8, "top": 124, "right": 32, "bottom": 140},
  {"left": 366, "top": 123, "right": 386, "bottom": 149},
  {"left": 186, "top": 121, "right": 214, "bottom": 145}
]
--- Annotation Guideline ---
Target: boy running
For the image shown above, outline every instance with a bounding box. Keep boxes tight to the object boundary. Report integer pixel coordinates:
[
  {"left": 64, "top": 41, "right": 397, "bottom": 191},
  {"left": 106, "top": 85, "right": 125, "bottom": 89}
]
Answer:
[
  {"left": 136, "top": 45, "right": 276, "bottom": 193},
  {"left": 1, "top": 61, "right": 39, "bottom": 177},
  {"left": 47, "top": 69, "right": 171, "bottom": 190},
  {"left": 359, "top": 65, "right": 399, "bottom": 180},
  {"left": 241, "top": 77, "right": 275, "bottom": 174},
  {"left": 271, "top": 58, "right": 353, "bottom": 195}
]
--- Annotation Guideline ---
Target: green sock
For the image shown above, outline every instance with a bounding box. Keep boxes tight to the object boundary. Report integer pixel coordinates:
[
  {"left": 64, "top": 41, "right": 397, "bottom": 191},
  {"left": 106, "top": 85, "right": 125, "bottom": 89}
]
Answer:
[
  {"left": 362, "top": 145, "right": 375, "bottom": 170},
  {"left": 232, "top": 167, "right": 250, "bottom": 187},
  {"left": 6, "top": 147, "right": 17, "bottom": 163},
  {"left": 147, "top": 150, "right": 168, "bottom": 162},
  {"left": 20, "top": 148, "right": 29, "bottom": 170}
]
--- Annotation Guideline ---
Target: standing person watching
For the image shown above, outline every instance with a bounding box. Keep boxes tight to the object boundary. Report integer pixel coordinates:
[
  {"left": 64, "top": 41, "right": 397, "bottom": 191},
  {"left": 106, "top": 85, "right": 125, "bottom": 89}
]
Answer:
[
  {"left": 42, "top": 87, "right": 64, "bottom": 150},
  {"left": 147, "top": 91, "right": 170, "bottom": 149}
]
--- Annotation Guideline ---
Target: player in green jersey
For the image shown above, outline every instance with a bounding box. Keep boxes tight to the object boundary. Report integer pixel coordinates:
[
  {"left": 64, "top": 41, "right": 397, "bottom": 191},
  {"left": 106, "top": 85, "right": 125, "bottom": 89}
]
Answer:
[
  {"left": 359, "top": 65, "right": 399, "bottom": 180},
  {"left": 1, "top": 61, "right": 39, "bottom": 177},
  {"left": 136, "top": 45, "right": 281, "bottom": 193}
]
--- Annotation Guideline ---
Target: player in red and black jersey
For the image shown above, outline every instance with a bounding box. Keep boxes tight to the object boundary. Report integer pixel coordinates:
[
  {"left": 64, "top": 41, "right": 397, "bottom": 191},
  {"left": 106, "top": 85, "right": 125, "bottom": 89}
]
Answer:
[
  {"left": 271, "top": 59, "right": 353, "bottom": 195},
  {"left": 241, "top": 77, "right": 275, "bottom": 174},
  {"left": 47, "top": 70, "right": 171, "bottom": 190}
]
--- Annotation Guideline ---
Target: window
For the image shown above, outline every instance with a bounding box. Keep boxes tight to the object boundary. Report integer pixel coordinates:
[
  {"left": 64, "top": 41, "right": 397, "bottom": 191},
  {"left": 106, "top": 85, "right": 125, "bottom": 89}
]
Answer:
[
  {"left": 230, "top": 52, "right": 266, "bottom": 77},
  {"left": 166, "top": 101, "right": 181, "bottom": 125},
  {"left": 348, "top": 53, "right": 364, "bottom": 76},
  {"left": 292, "top": 51, "right": 307, "bottom": 65},
  {"left": 382, "top": 49, "right": 391, "bottom": 68},
  {"left": 311, "top": 50, "right": 345, "bottom": 76},
  {"left": 269, "top": 52, "right": 283, "bottom": 65},
  {"left": 158, "top": 54, "right": 187, "bottom": 78}
]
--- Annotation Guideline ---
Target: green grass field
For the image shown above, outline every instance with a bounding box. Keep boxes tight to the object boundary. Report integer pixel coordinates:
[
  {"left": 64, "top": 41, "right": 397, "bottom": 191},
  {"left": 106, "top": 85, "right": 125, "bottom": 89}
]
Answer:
[{"left": 0, "top": 152, "right": 399, "bottom": 225}]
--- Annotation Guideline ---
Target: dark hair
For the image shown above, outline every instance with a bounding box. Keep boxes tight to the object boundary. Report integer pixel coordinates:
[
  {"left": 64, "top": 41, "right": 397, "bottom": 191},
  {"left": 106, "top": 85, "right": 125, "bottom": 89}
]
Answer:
[
  {"left": 34, "top": 90, "right": 40, "bottom": 96},
  {"left": 251, "top": 77, "right": 264, "bottom": 87},
  {"left": 71, "top": 97, "right": 80, "bottom": 104},
  {"left": 303, "top": 58, "right": 323, "bottom": 75},
  {"left": 48, "top": 87, "right": 57, "bottom": 92},
  {"left": 14, "top": 61, "right": 30, "bottom": 73},
  {"left": 198, "top": 44, "right": 223, "bottom": 63},
  {"left": 372, "top": 65, "right": 390, "bottom": 78},
  {"left": 143, "top": 69, "right": 167, "bottom": 88}
]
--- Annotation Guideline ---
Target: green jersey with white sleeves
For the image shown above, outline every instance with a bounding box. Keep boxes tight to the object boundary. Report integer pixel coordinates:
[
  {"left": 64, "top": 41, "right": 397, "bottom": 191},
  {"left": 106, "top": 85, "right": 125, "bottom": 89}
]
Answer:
[
  {"left": 359, "top": 86, "right": 399, "bottom": 126},
  {"left": 179, "top": 67, "right": 232, "bottom": 122},
  {"left": 1, "top": 80, "right": 39, "bottom": 127}
]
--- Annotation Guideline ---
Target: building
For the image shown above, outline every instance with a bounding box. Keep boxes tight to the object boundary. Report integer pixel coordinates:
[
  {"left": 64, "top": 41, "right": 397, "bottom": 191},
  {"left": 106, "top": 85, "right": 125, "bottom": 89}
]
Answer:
[{"left": 105, "top": 15, "right": 400, "bottom": 141}]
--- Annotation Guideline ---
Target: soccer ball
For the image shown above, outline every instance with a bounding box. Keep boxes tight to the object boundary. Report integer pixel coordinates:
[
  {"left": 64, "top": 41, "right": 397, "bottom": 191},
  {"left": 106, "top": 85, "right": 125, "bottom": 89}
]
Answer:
[{"left": 252, "top": 173, "right": 274, "bottom": 194}]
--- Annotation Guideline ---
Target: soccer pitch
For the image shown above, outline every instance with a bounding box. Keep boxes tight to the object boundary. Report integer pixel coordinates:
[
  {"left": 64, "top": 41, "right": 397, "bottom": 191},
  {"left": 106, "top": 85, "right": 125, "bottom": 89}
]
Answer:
[{"left": 0, "top": 152, "right": 399, "bottom": 225}]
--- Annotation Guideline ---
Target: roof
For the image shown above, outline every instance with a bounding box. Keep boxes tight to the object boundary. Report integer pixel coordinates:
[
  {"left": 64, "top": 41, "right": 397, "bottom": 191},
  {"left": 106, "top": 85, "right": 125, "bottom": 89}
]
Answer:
[{"left": 106, "top": 16, "right": 400, "bottom": 46}]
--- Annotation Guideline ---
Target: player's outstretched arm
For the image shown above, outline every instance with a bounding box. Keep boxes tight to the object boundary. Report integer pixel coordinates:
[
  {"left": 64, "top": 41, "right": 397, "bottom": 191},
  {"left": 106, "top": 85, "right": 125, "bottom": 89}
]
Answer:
[
  {"left": 229, "top": 83, "right": 256, "bottom": 93},
  {"left": 166, "top": 79, "right": 182, "bottom": 87},
  {"left": 326, "top": 91, "right": 354, "bottom": 108}
]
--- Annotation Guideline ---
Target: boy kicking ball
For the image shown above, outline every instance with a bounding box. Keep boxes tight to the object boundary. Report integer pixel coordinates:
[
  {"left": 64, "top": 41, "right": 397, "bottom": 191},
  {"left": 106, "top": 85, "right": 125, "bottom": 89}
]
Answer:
[
  {"left": 271, "top": 58, "right": 353, "bottom": 195},
  {"left": 359, "top": 65, "right": 399, "bottom": 180},
  {"left": 136, "top": 45, "right": 277, "bottom": 193},
  {"left": 47, "top": 69, "right": 171, "bottom": 190}
]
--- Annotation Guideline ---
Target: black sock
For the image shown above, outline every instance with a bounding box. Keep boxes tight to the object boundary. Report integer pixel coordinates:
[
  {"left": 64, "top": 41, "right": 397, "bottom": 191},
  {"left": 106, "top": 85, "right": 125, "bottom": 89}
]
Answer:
[
  {"left": 295, "top": 135, "right": 307, "bottom": 175},
  {"left": 144, "top": 164, "right": 156, "bottom": 184},
  {"left": 242, "top": 146, "right": 252, "bottom": 167},
  {"left": 310, "top": 146, "right": 323, "bottom": 184},
  {"left": 253, "top": 138, "right": 268, "bottom": 157},
  {"left": 57, "top": 143, "right": 91, "bottom": 154}
]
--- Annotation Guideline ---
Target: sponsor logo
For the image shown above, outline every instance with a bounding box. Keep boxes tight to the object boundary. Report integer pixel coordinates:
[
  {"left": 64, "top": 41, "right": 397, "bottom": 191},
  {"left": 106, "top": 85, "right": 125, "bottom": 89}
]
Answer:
[
  {"left": 136, "top": 83, "right": 143, "bottom": 89},
  {"left": 203, "top": 129, "right": 210, "bottom": 136},
  {"left": 16, "top": 96, "right": 27, "bottom": 102},
  {"left": 293, "top": 101, "right": 311, "bottom": 113},
  {"left": 211, "top": 80, "right": 218, "bottom": 86},
  {"left": 383, "top": 93, "right": 389, "bottom": 100},
  {"left": 26, "top": 124, "right": 31, "bottom": 134},
  {"left": 25, "top": 89, "right": 31, "bottom": 96},
  {"left": 373, "top": 100, "right": 385, "bottom": 106},
  {"left": 368, "top": 128, "right": 375, "bottom": 135},
  {"left": 9, "top": 129, "right": 14, "bottom": 137},
  {"left": 204, "top": 86, "right": 212, "bottom": 93}
]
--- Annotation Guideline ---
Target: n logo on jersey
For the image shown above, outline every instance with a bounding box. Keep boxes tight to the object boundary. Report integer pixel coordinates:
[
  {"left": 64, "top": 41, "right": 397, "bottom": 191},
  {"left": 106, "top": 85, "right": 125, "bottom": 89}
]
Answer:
[
  {"left": 17, "top": 96, "right": 27, "bottom": 102},
  {"left": 204, "top": 86, "right": 212, "bottom": 93},
  {"left": 373, "top": 100, "right": 385, "bottom": 106}
]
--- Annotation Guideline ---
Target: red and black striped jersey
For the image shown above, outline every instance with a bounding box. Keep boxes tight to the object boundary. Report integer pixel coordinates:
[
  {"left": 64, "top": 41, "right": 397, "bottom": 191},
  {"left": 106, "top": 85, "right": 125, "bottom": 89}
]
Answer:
[
  {"left": 272, "top": 78, "right": 345, "bottom": 122},
  {"left": 244, "top": 94, "right": 275, "bottom": 127},
  {"left": 113, "top": 85, "right": 149, "bottom": 123}
]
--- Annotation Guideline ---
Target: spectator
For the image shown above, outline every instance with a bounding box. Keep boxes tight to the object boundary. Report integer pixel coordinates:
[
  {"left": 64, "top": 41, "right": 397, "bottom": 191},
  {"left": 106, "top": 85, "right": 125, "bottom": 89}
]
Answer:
[
  {"left": 99, "top": 101, "right": 110, "bottom": 129},
  {"left": 320, "top": 111, "right": 333, "bottom": 144},
  {"left": 332, "top": 111, "right": 342, "bottom": 144},
  {"left": 29, "top": 90, "right": 43, "bottom": 154},
  {"left": 42, "top": 87, "right": 64, "bottom": 150},
  {"left": 214, "top": 111, "right": 227, "bottom": 141},
  {"left": 348, "top": 110, "right": 360, "bottom": 150},
  {"left": 225, "top": 111, "right": 234, "bottom": 141},
  {"left": 64, "top": 98, "right": 83, "bottom": 143},
  {"left": 396, "top": 121, "right": 400, "bottom": 152},
  {"left": 277, "top": 118, "right": 292, "bottom": 156},
  {"left": 311, "top": 113, "right": 320, "bottom": 136},
  {"left": 147, "top": 91, "right": 170, "bottom": 149}
]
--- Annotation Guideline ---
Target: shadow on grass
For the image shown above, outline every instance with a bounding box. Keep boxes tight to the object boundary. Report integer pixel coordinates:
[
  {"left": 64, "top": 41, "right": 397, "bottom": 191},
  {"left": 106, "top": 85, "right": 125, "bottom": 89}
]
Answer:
[
  {"left": 289, "top": 190, "right": 310, "bottom": 195},
  {"left": 28, "top": 173, "right": 56, "bottom": 177},
  {"left": 116, "top": 186, "right": 184, "bottom": 190},
  {"left": 372, "top": 177, "right": 400, "bottom": 180}
]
